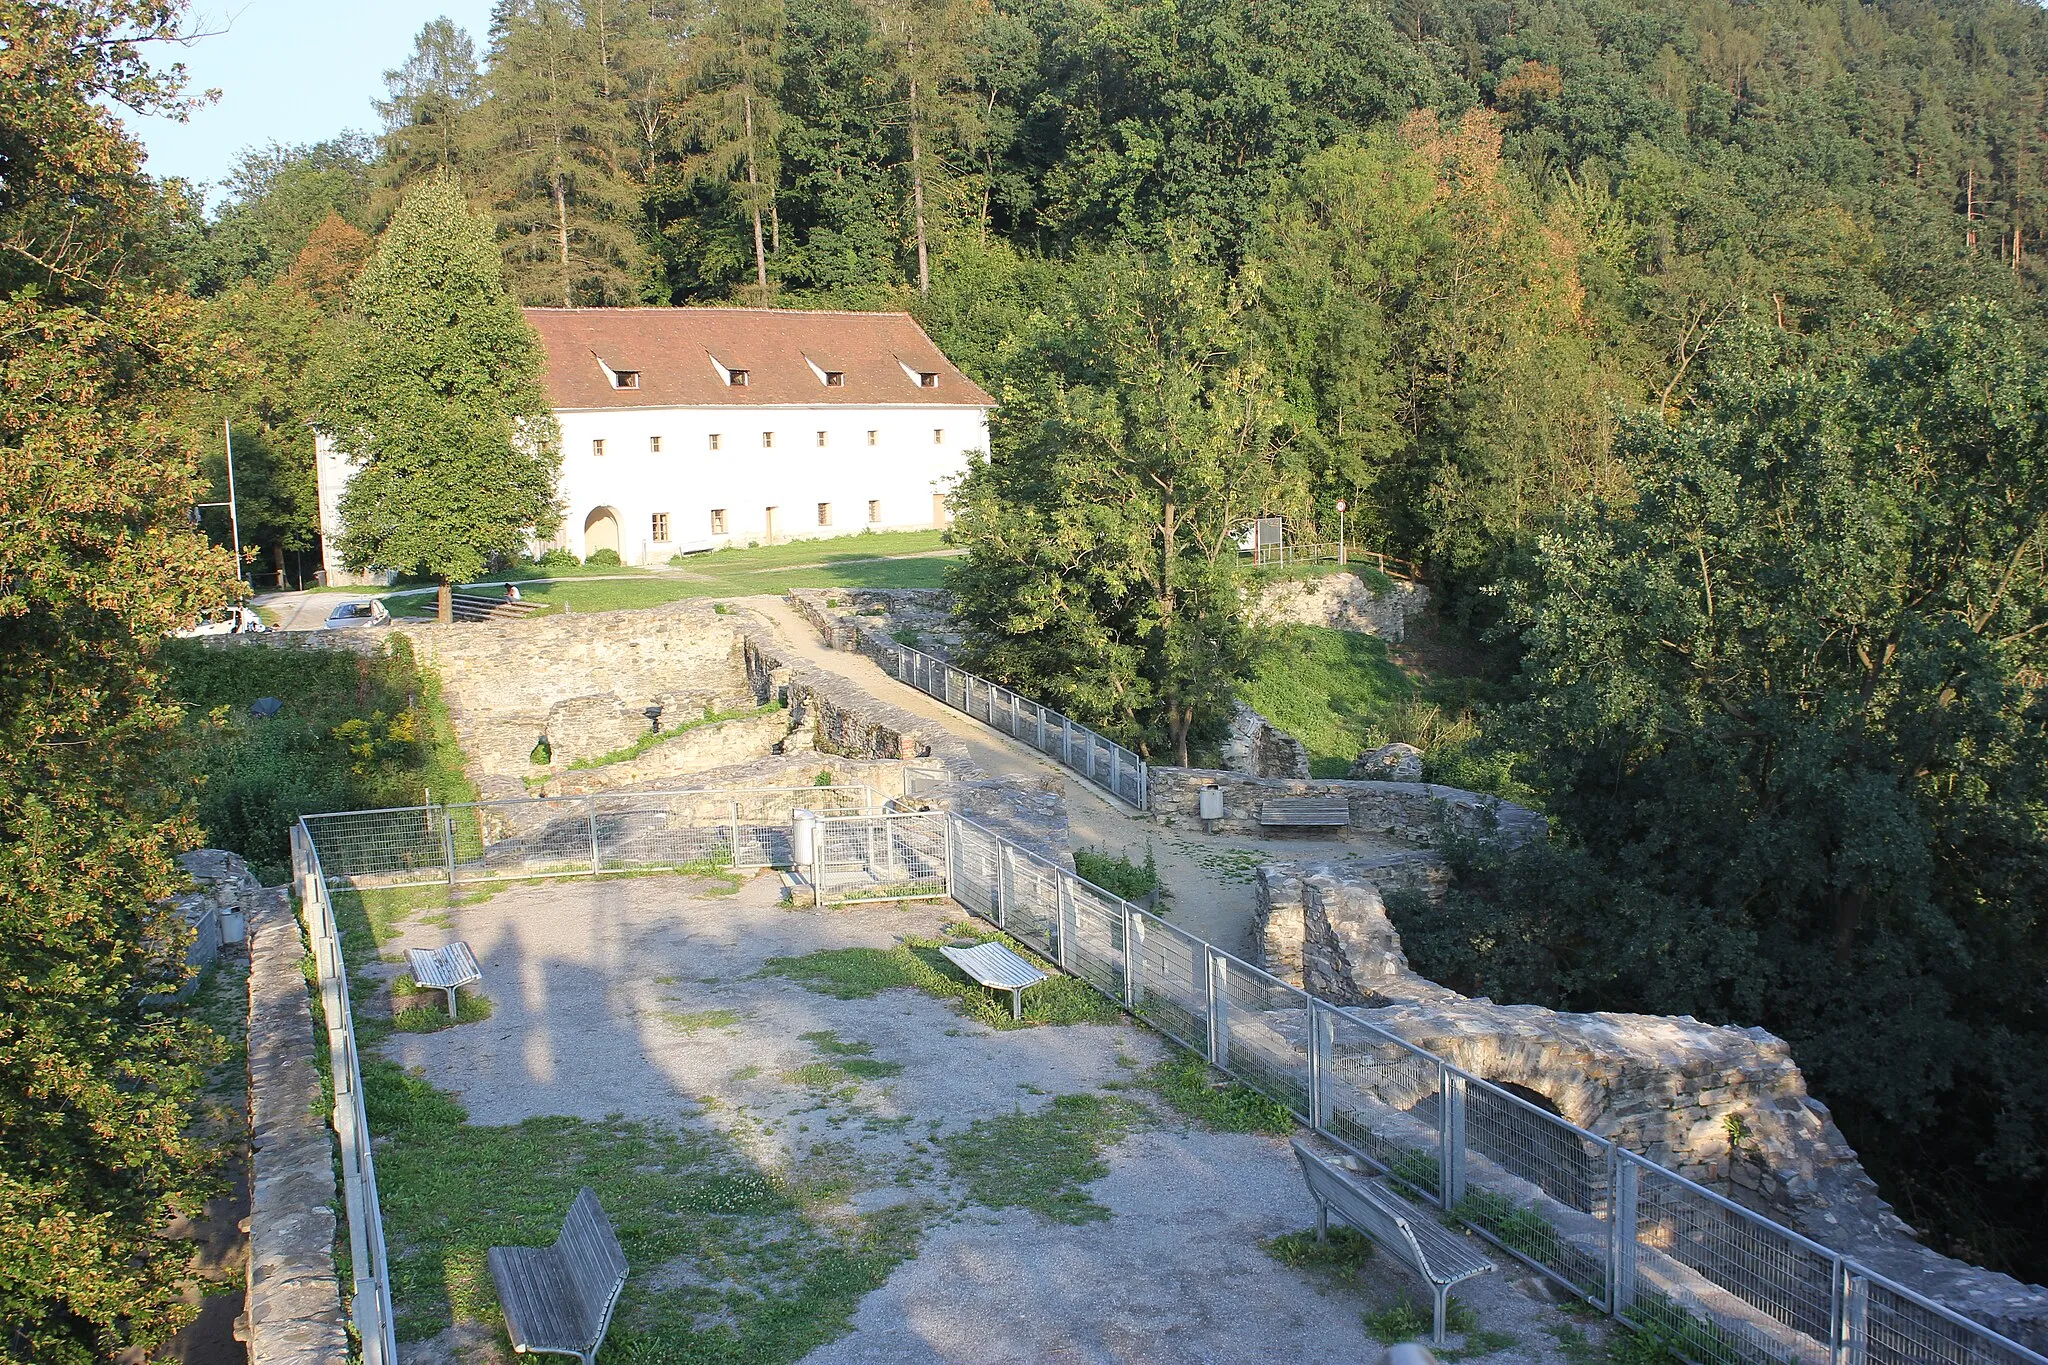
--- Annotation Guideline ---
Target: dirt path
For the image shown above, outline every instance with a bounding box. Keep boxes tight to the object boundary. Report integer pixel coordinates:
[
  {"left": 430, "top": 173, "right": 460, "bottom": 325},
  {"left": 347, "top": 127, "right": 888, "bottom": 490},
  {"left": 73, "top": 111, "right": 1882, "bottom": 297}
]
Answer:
[{"left": 737, "top": 595, "right": 1408, "bottom": 956}]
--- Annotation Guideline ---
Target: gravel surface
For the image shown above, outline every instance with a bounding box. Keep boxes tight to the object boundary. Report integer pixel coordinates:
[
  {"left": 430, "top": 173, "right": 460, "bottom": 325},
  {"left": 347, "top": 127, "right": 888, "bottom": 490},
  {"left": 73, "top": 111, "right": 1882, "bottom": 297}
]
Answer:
[{"left": 381, "top": 873, "right": 1603, "bottom": 1365}]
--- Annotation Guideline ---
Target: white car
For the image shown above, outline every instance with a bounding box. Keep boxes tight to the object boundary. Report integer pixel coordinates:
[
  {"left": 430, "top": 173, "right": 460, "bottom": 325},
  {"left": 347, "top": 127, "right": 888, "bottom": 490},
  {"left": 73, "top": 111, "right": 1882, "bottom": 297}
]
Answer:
[
  {"left": 174, "top": 605, "right": 269, "bottom": 638},
  {"left": 323, "top": 599, "right": 391, "bottom": 630}
]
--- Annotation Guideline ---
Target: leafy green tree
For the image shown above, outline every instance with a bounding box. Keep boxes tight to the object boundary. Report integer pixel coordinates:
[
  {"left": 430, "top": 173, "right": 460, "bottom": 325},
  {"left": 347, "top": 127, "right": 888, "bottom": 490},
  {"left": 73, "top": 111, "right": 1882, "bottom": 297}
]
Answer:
[
  {"left": 314, "top": 175, "right": 563, "bottom": 621},
  {"left": 863, "top": 0, "right": 984, "bottom": 294},
  {"left": 168, "top": 137, "right": 374, "bottom": 295},
  {"left": 949, "top": 241, "right": 1292, "bottom": 762},
  {"left": 0, "top": 1, "right": 242, "bottom": 1354},
  {"left": 1410, "top": 306, "right": 2048, "bottom": 1274}
]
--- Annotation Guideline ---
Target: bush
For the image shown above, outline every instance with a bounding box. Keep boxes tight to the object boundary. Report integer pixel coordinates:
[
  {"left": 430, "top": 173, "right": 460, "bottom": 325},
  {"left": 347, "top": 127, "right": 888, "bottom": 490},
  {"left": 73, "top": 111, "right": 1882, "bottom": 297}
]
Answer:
[
  {"left": 584, "top": 547, "right": 622, "bottom": 566},
  {"left": 534, "top": 547, "right": 578, "bottom": 569},
  {"left": 1074, "top": 845, "right": 1160, "bottom": 901}
]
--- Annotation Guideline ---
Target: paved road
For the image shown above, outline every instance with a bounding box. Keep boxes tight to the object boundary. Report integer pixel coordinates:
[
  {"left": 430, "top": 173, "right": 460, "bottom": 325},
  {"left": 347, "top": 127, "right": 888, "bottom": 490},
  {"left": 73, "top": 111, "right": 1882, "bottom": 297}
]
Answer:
[{"left": 736, "top": 594, "right": 1404, "bottom": 955}]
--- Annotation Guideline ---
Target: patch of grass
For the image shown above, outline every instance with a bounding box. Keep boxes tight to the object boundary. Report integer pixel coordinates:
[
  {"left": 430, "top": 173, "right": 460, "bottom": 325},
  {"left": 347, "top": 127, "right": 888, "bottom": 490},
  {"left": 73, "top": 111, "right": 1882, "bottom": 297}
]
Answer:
[
  {"left": 557, "top": 703, "right": 783, "bottom": 772},
  {"left": 800, "top": 1030, "right": 875, "bottom": 1056},
  {"left": 1366, "top": 1295, "right": 1478, "bottom": 1344},
  {"left": 1385, "top": 1147, "right": 1442, "bottom": 1201},
  {"left": 1262, "top": 1224, "right": 1376, "bottom": 1272},
  {"left": 659, "top": 1008, "right": 743, "bottom": 1033},
  {"left": 758, "top": 922, "right": 1122, "bottom": 1029},
  {"left": 1614, "top": 1293, "right": 1752, "bottom": 1365},
  {"left": 1074, "top": 845, "right": 1161, "bottom": 902},
  {"left": 359, "top": 1056, "right": 932, "bottom": 1359},
  {"left": 1146, "top": 1053, "right": 1296, "bottom": 1134},
  {"left": 941, "top": 1093, "right": 1149, "bottom": 1224},
  {"left": 1241, "top": 626, "right": 1420, "bottom": 774},
  {"left": 391, "top": 984, "right": 494, "bottom": 1033},
  {"left": 837, "top": 1058, "right": 904, "bottom": 1079},
  {"left": 1253, "top": 559, "right": 1396, "bottom": 592},
  {"left": 1444, "top": 1328, "right": 1523, "bottom": 1360}
]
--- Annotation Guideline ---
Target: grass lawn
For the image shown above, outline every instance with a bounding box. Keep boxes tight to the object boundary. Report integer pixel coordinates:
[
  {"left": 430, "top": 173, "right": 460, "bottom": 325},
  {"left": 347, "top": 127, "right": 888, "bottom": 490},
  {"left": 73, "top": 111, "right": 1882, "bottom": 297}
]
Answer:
[
  {"left": 1242, "top": 624, "right": 1529, "bottom": 799},
  {"left": 386, "top": 530, "right": 954, "bottom": 617}
]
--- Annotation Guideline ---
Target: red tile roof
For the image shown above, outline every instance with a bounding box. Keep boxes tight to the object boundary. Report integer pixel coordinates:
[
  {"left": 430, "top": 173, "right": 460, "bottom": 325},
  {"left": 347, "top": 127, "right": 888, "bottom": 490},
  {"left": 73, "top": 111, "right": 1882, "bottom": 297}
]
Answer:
[{"left": 522, "top": 307, "right": 996, "bottom": 410}]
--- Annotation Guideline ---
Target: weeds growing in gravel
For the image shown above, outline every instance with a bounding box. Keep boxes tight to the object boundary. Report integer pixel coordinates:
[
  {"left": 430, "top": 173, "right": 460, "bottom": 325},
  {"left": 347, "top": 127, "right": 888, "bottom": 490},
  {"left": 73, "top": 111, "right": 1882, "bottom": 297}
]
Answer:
[
  {"left": 941, "top": 1093, "right": 1149, "bottom": 1224},
  {"left": 1262, "top": 1224, "right": 1376, "bottom": 1271},
  {"left": 759, "top": 923, "right": 1121, "bottom": 1029},
  {"left": 1365, "top": 1295, "right": 1477, "bottom": 1343},
  {"left": 1146, "top": 1053, "right": 1297, "bottom": 1134},
  {"left": 391, "top": 982, "right": 494, "bottom": 1032}
]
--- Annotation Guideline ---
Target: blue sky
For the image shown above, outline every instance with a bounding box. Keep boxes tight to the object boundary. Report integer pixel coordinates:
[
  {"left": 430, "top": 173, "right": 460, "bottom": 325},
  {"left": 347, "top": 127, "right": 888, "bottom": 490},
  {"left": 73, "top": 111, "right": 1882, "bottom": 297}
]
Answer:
[{"left": 122, "top": 1, "right": 497, "bottom": 195}]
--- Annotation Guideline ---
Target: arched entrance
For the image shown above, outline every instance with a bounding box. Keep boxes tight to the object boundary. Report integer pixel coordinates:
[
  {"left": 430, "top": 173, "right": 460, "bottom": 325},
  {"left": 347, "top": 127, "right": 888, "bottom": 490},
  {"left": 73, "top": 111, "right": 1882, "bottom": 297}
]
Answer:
[{"left": 583, "top": 506, "right": 621, "bottom": 557}]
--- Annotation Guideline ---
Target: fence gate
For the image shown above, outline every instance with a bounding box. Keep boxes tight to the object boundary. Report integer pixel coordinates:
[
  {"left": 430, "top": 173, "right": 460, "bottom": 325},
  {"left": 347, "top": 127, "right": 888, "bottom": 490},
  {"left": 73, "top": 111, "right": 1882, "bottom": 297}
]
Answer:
[{"left": 811, "top": 811, "right": 950, "bottom": 904}]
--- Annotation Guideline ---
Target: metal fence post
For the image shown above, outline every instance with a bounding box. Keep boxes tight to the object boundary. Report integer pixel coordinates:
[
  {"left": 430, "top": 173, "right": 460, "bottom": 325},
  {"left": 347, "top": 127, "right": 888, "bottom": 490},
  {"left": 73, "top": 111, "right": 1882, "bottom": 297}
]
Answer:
[
  {"left": 1121, "top": 902, "right": 1137, "bottom": 1010},
  {"left": 1312, "top": 1001, "right": 1333, "bottom": 1130},
  {"left": 1036, "top": 705, "right": 1047, "bottom": 751},
  {"left": 441, "top": 808, "right": 456, "bottom": 887},
  {"left": 994, "top": 841, "right": 1009, "bottom": 930},
  {"left": 1439, "top": 1068, "right": 1467, "bottom": 1211},
  {"left": 1836, "top": 1262, "right": 1869, "bottom": 1365},
  {"left": 1207, "top": 949, "right": 1230, "bottom": 1069},
  {"left": 586, "top": 796, "right": 600, "bottom": 876},
  {"left": 1109, "top": 746, "right": 1121, "bottom": 797},
  {"left": 1055, "top": 874, "right": 1072, "bottom": 971},
  {"left": 1128, "top": 911, "right": 1148, "bottom": 1014},
  {"left": 1609, "top": 1155, "right": 1639, "bottom": 1318},
  {"left": 1304, "top": 997, "right": 1323, "bottom": 1127}
]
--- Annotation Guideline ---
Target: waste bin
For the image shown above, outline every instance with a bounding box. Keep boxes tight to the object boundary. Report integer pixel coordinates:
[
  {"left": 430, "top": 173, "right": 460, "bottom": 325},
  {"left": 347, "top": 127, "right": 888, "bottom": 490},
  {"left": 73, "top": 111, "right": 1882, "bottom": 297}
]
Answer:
[{"left": 792, "top": 807, "right": 818, "bottom": 867}]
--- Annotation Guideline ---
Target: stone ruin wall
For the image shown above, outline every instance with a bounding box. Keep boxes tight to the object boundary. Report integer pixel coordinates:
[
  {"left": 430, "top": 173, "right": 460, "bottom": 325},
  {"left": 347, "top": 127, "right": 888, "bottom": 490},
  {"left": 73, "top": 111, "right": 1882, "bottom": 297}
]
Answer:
[
  {"left": 1220, "top": 701, "right": 1312, "bottom": 779},
  {"left": 1251, "top": 571, "right": 1430, "bottom": 641},
  {"left": 1148, "top": 766, "right": 1548, "bottom": 850},
  {"left": 1255, "top": 862, "right": 2048, "bottom": 1349}
]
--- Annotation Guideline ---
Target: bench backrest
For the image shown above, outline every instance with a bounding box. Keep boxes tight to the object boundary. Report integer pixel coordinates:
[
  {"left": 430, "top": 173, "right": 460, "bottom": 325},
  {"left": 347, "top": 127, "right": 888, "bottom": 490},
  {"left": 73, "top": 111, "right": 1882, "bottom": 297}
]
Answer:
[
  {"left": 554, "top": 1188, "right": 628, "bottom": 1336},
  {"left": 1258, "top": 798, "right": 1351, "bottom": 824},
  {"left": 1293, "top": 1142, "right": 1430, "bottom": 1275}
]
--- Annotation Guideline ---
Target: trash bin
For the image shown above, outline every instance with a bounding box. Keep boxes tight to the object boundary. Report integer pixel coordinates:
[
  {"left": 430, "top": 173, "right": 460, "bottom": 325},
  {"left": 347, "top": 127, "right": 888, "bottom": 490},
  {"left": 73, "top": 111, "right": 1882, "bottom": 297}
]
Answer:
[
  {"left": 792, "top": 807, "right": 818, "bottom": 867},
  {"left": 1198, "top": 785, "right": 1224, "bottom": 821}
]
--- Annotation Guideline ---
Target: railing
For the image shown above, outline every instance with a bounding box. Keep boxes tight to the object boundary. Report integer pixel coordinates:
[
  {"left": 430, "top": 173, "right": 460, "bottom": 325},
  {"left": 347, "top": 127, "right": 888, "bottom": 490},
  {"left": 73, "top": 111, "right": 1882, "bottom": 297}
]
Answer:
[
  {"left": 290, "top": 794, "right": 2046, "bottom": 1365},
  {"left": 884, "top": 642, "right": 1149, "bottom": 810},
  {"left": 935, "top": 811, "right": 2046, "bottom": 1365},
  {"left": 289, "top": 820, "right": 396, "bottom": 1365},
  {"left": 1248, "top": 539, "right": 1423, "bottom": 578}
]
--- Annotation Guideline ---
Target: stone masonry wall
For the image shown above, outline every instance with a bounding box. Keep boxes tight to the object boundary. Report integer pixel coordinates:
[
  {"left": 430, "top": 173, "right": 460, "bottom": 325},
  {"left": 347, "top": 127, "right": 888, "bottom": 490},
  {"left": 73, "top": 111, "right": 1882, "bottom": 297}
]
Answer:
[
  {"left": 245, "top": 887, "right": 349, "bottom": 1363},
  {"left": 1220, "top": 702, "right": 1312, "bottom": 780},
  {"left": 1251, "top": 862, "right": 2048, "bottom": 1349},
  {"left": 1253, "top": 572, "right": 1430, "bottom": 640},
  {"left": 1149, "top": 766, "right": 1546, "bottom": 849}
]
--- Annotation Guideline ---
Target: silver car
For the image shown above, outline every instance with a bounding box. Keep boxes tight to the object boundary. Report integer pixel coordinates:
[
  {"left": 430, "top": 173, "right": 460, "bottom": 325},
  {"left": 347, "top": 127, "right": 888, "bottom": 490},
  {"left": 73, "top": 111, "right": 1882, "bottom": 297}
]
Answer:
[{"left": 323, "top": 599, "right": 391, "bottom": 629}]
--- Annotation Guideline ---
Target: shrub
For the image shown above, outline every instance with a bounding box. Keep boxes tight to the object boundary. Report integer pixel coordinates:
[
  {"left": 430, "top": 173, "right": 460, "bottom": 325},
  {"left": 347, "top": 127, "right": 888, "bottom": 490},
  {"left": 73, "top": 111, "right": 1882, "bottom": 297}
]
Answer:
[
  {"left": 535, "top": 547, "right": 578, "bottom": 569},
  {"left": 1074, "top": 845, "right": 1160, "bottom": 902},
  {"left": 584, "top": 547, "right": 623, "bottom": 566}
]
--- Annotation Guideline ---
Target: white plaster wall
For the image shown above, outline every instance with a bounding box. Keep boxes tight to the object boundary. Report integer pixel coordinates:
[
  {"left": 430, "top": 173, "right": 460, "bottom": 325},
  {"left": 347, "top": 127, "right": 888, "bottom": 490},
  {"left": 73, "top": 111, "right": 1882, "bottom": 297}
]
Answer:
[
  {"left": 557, "top": 403, "right": 987, "bottom": 563},
  {"left": 316, "top": 403, "right": 989, "bottom": 577}
]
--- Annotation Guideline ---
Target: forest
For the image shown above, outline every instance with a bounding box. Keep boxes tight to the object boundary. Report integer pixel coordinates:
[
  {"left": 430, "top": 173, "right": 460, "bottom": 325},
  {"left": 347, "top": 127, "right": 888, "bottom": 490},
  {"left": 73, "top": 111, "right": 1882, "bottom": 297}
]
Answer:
[{"left": 6, "top": 0, "right": 2048, "bottom": 1351}]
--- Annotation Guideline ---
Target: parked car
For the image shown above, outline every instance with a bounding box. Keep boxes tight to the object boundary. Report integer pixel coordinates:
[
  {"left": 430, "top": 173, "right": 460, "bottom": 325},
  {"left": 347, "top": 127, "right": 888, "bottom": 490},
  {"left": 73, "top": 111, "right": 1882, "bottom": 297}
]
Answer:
[
  {"left": 173, "top": 605, "right": 269, "bottom": 638},
  {"left": 323, "top": 599, "right": 391, "bottom": 630}
]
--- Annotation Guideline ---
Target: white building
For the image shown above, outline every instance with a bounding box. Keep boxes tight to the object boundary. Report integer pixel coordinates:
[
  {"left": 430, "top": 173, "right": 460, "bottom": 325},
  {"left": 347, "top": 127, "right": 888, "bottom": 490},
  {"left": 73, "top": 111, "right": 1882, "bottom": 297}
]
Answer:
[{"left": 315, "top": 307, "right": 994, "bottom": 581}]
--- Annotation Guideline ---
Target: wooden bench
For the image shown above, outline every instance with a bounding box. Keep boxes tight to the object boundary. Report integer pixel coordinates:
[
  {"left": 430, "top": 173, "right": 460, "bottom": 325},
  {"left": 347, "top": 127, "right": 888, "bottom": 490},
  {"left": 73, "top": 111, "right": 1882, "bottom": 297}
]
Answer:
[
  {"left": 488, "top": 1187, "right": 627, "bottom": 1365},
  {"left": 1291, "top": 1140, "right": 1493, "bottom": 1345},
  {"left": 451, "top": 592, "right": 544, "bottom": 622},
  {"left": 939, "top": 941, "right": 1047, "bottom": 1021},
  {"left": 407, "top": 942, "right": 481, "bottom": 1019},
  {"left": 1257, "top": 797, "right": 1351, "bottom": 828}
]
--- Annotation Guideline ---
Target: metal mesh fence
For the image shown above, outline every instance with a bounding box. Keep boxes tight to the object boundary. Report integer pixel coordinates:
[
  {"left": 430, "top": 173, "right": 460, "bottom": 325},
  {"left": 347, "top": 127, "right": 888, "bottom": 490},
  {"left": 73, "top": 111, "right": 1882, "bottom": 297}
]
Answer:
[
  {"left": 812, "top": 811, "right": 948, "bottom": 903},
  {"left": 1862, "top": 1275, "right": 2044, "bottom": 1365},
  {"left": 888, "top": 643, "right": 1149, "bottom": 809},
  {"left": 1455, "top": 1079, "right": 1613, "bottom": 1302},
  {"left": 300, "top": 806, "right": 448, "bottom": 885}
]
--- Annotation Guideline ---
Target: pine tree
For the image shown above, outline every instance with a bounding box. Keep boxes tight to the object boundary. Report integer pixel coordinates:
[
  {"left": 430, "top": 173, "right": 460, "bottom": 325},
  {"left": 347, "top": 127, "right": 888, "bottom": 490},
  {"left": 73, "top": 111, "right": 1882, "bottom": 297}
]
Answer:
[
  {"left": 687, "top": 0, "right": 787, "bottom": 293},
  {"left": 863, "top": 0, "right": 983, "bottom": 294},
  {"left": 313, "top": 176, "right": 563, "bottom": 620},
  {"left": 480, "top": 0, "right": 647, "bottom": 305},
  {"left": 376, "top": 17, "right": 485, "bottom": 190}
]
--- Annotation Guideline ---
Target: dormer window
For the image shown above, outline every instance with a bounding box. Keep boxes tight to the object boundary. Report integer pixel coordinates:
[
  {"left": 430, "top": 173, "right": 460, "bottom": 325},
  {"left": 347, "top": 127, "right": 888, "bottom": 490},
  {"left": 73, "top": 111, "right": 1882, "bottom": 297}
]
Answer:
[
  {"left": 918, "top": 372, "right": 939, "bottom": 389},
  {"left": 612, "top": 369, "right": 640, "bottom": 389},
  {"left": 825, "top": 371, "right": 846, "bottom": 387},
  {"left": 728, "top": 368, "right": 750, "bottom": 387}
]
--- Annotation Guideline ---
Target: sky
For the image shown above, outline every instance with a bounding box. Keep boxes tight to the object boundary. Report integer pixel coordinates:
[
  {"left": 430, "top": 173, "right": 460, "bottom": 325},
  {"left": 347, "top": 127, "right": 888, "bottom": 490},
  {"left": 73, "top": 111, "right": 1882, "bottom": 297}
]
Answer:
[{"left": 122, "top": 1, "right": 497, "bottom": 197}]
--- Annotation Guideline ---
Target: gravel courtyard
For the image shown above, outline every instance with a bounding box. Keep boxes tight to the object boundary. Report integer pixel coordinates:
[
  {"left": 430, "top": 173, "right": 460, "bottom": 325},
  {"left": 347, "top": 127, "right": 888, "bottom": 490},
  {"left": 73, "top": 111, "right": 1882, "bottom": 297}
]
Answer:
[{"left": 364, "top": 870, "right": 1604, "bottom": 1364}]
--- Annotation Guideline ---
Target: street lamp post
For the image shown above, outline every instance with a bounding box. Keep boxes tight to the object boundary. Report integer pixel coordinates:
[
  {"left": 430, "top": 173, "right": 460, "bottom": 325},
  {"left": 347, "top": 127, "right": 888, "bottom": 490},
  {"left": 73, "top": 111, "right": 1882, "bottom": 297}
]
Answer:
[
  {"left": 1336, "top": 498, "right": 1347, "bottom": 566},
  {"left": 195, "top": 418, "right": 245, "bottom": 589}
]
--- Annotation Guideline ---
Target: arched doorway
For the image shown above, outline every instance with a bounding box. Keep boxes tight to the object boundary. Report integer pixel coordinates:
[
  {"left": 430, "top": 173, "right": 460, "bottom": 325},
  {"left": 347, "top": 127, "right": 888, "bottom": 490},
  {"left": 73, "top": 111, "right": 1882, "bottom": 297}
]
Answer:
[{"left": 584, "top": 506, "right": 621, "bottom": 557}]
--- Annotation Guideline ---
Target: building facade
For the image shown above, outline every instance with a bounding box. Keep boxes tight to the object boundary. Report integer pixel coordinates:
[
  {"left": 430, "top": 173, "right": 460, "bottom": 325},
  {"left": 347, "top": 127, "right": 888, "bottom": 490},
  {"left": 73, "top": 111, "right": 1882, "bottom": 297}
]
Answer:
[{"left": 315, "top": 307, "right": 993, "bottom": 582}]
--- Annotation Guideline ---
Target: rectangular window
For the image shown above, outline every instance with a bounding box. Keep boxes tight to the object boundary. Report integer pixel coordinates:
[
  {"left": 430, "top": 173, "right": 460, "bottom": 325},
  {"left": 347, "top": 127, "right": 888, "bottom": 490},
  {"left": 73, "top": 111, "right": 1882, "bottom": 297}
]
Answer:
[
  {"left": 729, "top": 368, "right": 750, "bottom": 386},
  {"left": 762, "top": 431, "right": 775, "bottom": 449},
  {"left": 592, "top": 438, "right": 606, "bottom": 457},
  {"left": 651, "top": 512, "right": 670, "bottom": 541},
  {"left": 817, "top": 502, "right": 832, "bottom": 527},
  {"left": 867, "top": 499, "right": 881, "bottom": 524},
  {"left": 708, "top": 433, "right": 721, "bottom": 451},
  {"left": 825, "top": 370, "right": 846, "bottom": 387},
  {"left": 613, "top": 370, "right": 640, "bottom": 389},
  {"left": 919, "top": 371, "right": 939, "bottom": 388},
  {"left": 649, "top": 435, "right": 662, "bottom": 453},
  {"left": 816, "top": 430, "right": 828, "bottom": 447},
  {"left": 710, "top": 508, "right": 727, "bottom": 534},
  {"left": 867, "top": 430, "right": 878, "bottom": 446},
  {"left": 933, "top": 428, "right": 944, "bottom": 445}
]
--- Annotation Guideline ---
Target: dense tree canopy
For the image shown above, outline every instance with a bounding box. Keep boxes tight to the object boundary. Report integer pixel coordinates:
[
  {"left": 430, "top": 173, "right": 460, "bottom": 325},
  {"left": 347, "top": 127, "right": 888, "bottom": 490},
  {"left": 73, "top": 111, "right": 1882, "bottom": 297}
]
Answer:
[{"left": 0, "top": 1, "right": 240, "bottom": 1354}]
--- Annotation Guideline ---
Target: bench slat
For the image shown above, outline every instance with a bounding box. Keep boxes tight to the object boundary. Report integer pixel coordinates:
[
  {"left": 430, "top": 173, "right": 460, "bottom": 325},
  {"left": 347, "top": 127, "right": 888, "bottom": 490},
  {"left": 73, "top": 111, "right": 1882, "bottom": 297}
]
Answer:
[
  {"left": 1258, "top": 797, "right": 1351, "bottom": 826},
  {"left": 489, "top": 1188, "right": 626, "bottom": 1365}
]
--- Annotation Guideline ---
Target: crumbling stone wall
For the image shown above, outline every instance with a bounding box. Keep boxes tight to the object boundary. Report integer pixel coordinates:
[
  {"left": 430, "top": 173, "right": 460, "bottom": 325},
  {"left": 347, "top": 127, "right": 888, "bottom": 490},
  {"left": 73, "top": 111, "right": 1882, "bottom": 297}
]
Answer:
[
  {"left": 1252, "top": 860, "right": 2048, "bottom": 1347},
  {"left": 1149, "top": 767, "right": 1546, "bottom": 849},
  {"left": 788, "top": 587, "right": 961, "bottom": 661},
  {"left": 1220, "top": 702, "right": 1311, "bottom": 779},
  {"left": 1252, "top": 572, "right": 1429, "bottom": 640}
]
